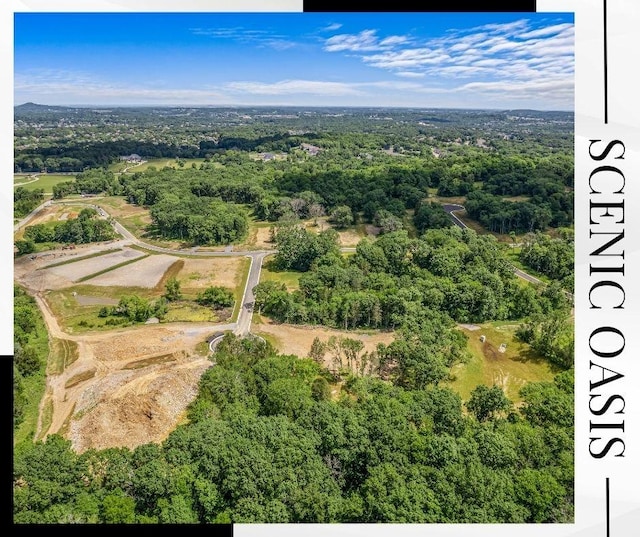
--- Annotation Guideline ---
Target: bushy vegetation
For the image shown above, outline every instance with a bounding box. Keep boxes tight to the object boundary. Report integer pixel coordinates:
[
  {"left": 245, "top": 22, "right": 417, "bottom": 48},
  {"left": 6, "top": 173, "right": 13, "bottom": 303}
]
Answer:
[
  {"left": 257, "top": 227, "right": 572, "bottom": 329},
  {"left": 13, "top": 285, "right": 49, "bottom": 432},
  {"left": 14, "top": 186, "right": 44, "bottom": 218},
  {"left": 23, "top": 208, "right": 116, "bottom": 246},
  {"left": 13, "top": 335, "right": 574, "bottom": 524}
]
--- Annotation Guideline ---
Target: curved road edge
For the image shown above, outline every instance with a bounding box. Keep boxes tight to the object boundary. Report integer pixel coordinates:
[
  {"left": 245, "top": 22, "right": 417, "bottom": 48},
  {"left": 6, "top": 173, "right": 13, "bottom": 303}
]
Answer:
[{"left": 442, "top": 203, "right": 548, "bottom": 288}]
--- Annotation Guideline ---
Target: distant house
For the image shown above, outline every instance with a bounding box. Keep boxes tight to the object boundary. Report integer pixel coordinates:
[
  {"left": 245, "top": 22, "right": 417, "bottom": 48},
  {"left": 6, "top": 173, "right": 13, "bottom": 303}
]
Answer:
[
  {"left": 300, "top": 143, "right": 321, "bottom": 156},
  {"left": 119, "top": 153, "right": 143, "bottom": 162},
  {"left": 261, "top": 153, "right": 275, "bottom": 161}
]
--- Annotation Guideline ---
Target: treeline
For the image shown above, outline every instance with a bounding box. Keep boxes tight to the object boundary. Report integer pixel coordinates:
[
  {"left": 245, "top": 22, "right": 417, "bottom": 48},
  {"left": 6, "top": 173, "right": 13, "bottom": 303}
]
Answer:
[
  {"left": 52, "top": 169, "right": 121, "bottom": 199},
  {"left": 14, "top": 285, "right": 48, "bottom": 431},
  {"left": 23, "top": 208, "right": 116, "bottom": 245},
  {"left": 14, "top": 186, "right": 44, "bottom": 218},
  {"left": 516, "top": 312, "right": 574, "bottom": 369},
  {"left": 15, "top": 140, "right": 202, "bottom": 173},
  {"left": 257, "top": 227, "right": 572, "bottom": 329},
  {"left": 464, "top": 189, "right": 573, "bottom": 234},
  {"left": 13, "top": 335, "right": 574, "bottom": 524},
  {"left": 519, "top": 231, "right": 574, "bottom": 290}
]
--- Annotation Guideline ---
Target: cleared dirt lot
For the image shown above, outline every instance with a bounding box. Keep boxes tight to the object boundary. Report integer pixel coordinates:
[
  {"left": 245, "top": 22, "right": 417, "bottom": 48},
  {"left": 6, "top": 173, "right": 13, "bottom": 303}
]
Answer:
[
  {"left": 40, "top": 322, "right": 218, "bottom": 453},
  {"left": 15, "top": 237, "right": 221, "bottom": 452},
  {"left": 46, "top": 248, "right": 145, "bottom": 282},
  {"left": 254, "top": 317, "right": 395, "bottom": 370},
  {"left": 84, "top": 254, "right": 178, "bottom": 288},
  {"left": 177, "top": 257, "right": 245, "bottom": 290},
  {"left": 24, "top": 204, "right": 80, "bottom": 227}
]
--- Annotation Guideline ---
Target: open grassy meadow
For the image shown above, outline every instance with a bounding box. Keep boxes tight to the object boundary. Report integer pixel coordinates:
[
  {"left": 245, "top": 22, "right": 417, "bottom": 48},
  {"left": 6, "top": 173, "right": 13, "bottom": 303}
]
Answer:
[
  {"left": 14, "top": 173, "right": 75, "bottom": 193},
  {"left": 448, "top": 321, "right": 560, "bottom": 404}
]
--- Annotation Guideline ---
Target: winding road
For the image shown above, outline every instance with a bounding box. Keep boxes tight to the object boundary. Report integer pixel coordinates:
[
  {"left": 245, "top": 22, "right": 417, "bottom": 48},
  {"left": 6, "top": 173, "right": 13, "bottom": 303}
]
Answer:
[{"left": 442, "top": 203, "right": 544, "bottom": 286}]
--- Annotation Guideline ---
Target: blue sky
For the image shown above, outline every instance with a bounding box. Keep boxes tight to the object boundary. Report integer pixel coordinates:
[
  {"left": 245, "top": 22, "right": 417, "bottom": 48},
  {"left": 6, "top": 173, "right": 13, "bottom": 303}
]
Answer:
[{"left": 14, "top": 12, "right": 574, "bottom": 110}]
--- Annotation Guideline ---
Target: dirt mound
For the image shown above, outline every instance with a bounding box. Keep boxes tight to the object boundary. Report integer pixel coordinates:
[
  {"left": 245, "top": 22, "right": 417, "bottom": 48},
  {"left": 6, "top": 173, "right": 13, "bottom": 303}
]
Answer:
[{"left": 69, "top": 357, "right": 212, "bottom": 453}]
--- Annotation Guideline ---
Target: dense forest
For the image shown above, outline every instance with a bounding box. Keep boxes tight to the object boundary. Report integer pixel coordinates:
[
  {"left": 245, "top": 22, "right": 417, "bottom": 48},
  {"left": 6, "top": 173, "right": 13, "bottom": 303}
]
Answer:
[
  {"left": 259, "top": 226, "right": 572, "bottom": 330},
  {"left": 13, "top": 335, "right": 574, "bottom": 524},
  {"left": 17, "top": 106, "right": 573, "bottom": 243}
]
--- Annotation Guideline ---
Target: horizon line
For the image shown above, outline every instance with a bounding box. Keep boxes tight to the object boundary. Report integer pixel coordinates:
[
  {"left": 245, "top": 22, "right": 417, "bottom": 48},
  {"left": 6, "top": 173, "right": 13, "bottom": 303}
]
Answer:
[{"left": 14, "top": 102, "right": 575, "bottom": 113}]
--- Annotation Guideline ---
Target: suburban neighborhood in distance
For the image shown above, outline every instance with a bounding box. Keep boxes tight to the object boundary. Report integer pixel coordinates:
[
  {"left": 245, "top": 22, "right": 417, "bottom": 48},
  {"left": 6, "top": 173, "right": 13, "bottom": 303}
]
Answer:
[{"left": 13, "top": 12, "right": 575, "bottom": 525}]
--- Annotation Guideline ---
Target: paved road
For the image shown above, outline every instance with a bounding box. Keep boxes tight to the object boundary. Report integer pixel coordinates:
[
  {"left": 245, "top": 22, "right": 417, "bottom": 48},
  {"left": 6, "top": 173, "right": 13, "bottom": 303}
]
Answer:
[
  {"left": 13, "top": 199, "right": 52, "bottom": 233},
  {"left": 442, "top": 204, "right": 467, "bottom": 230},
  {"left": 442, "top": 203, "right": 544, "bottom": 286},
  {"left": 233, "top": 252, "right": 269, "bottom": 336}
]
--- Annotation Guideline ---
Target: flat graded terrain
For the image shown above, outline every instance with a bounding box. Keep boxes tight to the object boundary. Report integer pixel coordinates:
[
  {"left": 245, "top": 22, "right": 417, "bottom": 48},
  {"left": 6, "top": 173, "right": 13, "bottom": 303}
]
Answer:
[
  {"left": 46, "top": 248, "right": 146, "bottom": 282},
  {"left": 84, "top": 253, "right": 177, "bottom": 287},
  {"left": 253, "top": 316, "right": 395, "bottom": 370},
  {"left": 177, "top": 257, "right": 246, "bottom": 290},
  {"left": 14, "top": 241, "right": 129, "bottom": 292}
]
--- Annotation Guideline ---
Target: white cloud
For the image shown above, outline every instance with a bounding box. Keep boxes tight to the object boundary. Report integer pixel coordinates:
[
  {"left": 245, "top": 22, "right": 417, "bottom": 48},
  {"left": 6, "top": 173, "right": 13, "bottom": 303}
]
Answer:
[
  {"left": 485, "top": 39, "right": 526, "bottom": 54},
  {"left": 190, "top": 26, "right": 298, "bottom": 50},
  {"left": 226, "top": 79, "right": 364, "bottom": 96},
  {"left": 322, "top": 23, "right": 343, "bottom": 32},
  {"left": 362, "top": 48, "right": 450, "bottom": 69},
  {"left": 15, "top": 70, "right": 229, "bottom": 105},
  {"left": 471, "top": 19, "right": 530, "bottom": 35},
  {"left": 321, "top": 17, "right": 573, "bottom": 104},
  {"left": 324, "top": 29, "right": 412, "bottom": 52},
  {"left": 263, "top": 39, "right": 297, "bottom": 51},
  {"left": 396, "top": 71, "right": 426, "bottom": 78},
  {"left": 518, "top": 22, "right": 574, "bottom": 39},
  {"left": 379, "top": 35, "right": 410, "bottom": 47},
  {"left": 473, "top": 58, "right": 508, "bottom": 67},
  {"left": 456, "top": 77, "right": 574, "bottom": 99},
  {"left": 324, "top": 30, "right": 380, "bottom": 52}
]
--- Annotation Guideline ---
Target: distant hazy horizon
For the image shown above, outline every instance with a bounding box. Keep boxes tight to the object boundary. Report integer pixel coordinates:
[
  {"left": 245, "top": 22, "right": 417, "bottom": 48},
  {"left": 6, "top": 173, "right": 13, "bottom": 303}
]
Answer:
[
  {"left": 14, "top": 102, "right": 574, "bottom": 113},
  {"left": 15, "top": 12, "right": 574, "bottom": 110}
]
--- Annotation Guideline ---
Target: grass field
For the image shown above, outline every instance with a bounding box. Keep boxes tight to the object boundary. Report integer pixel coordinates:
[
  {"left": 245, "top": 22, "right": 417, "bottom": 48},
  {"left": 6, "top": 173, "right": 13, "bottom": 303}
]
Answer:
[
  {"left": 260, "top": 255, "right": 301, "bottom": 291},
  {"left": 45, "top": 285, "right": 157, "bottom": 333},
  {"left": 110, "top": 158, "right": 208, "bottom": 174},
  {"left": 447, "top": 321, "right": 560, "bottom": 404},
  {"left": 14, "top": 174, "right": 75, "bottom": 193}
]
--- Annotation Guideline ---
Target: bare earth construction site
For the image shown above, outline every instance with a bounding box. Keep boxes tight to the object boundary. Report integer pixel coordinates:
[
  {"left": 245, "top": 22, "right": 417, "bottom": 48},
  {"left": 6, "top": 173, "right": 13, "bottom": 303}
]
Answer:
[
  {"left": 16, "top": 246, "right": 215, "bottom": 452},
  {"left": 14, "top": 202, "right": 395, "bottom": 453},
  {"left": 13, "top": 201, "right": 254, "bottom": 452}
]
